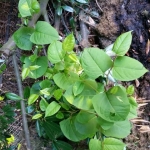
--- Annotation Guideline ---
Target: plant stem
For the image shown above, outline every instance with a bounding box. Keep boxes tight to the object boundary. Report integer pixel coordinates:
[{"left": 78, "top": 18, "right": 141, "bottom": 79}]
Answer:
[{"left": 12, "top": 53, "right": 31, "bottom": 150}]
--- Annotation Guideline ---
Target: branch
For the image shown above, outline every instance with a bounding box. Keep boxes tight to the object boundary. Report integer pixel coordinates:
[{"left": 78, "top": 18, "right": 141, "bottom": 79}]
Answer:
[
  {"left": 0, "top": 0, "right": 49, "bottom": 55},
  {"left": 12, "top": 53, "right": 31, "bottom": 150},
  {"left": 79, "top": 10, "right": 90, "bottom": 48}
]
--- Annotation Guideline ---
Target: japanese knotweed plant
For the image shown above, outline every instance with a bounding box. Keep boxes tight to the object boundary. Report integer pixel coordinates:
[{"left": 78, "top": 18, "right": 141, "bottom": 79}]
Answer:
[{"left": 11, "top": 19, "right": 148, "bottom": 149}]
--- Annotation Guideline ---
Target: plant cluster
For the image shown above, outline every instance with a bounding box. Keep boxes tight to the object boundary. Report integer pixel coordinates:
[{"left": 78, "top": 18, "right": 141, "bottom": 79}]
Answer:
[
  {"left": 1, "top": 0, "right": 148, "bottom": 149},
  {"left": 0, "top": 102, "right": 15, "bottom": 149}
]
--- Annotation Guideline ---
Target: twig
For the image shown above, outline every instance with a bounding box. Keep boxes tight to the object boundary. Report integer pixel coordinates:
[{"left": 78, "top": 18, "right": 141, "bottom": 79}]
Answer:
[
  {"left": 61, "top": 15, "right": 70, "bottom": 33},
  {"left": 95, "top": 0, "right": 103, "bottom": 12},
  {"left": 79, "top": 10, "right": 90, "bottom": 48},
  {"left": 12, "top": 53, "right": 31, "bottom": 150},
  {"left": 54, "top": 2, "right": 61, "bottom": 31},
  {"left": 42, "top": 8, "right": 50, "bottom": 24}
]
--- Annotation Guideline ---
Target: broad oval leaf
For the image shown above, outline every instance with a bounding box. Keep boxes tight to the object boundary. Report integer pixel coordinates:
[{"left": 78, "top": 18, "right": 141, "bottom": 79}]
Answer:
[
  {"left": 40, "top": 98, "right": 49, "bottom": 111},
  {"left": 42, "top": 121, "right": 62, "bottom": 140},
  {"left": 18, "top": 0, "right": 31, "bottom": 17},
  {"left": 126, "top": 85, "right": 134, "bottom": 95},
  {"left": 112, "top": 56, "right": 148, "bottom": 81},
  {"left": 48, "top": 41, "right": 66, "bottom": 63},
  {"left": 103, "top": 138, "right": 125, "bottom": 150},
  {"left": 112, "top": 31, "right": 132, "bottom": 56},
  {"left": 127, "top": 96, "right": 138, "bottom": 119},
  {"left": 31, "top": 0, "right": 40, "bottom": 13},
  {"left": 62, "top": 5, "right": 74, "bottom": 12},
  {"left": 81, "top": 48, "right": 112, "bottom": 79},
  {"left": 54, "top": 89, "right": 63, "bottom": 100},
  {"left": 73, "top": 81, "right": 84, "bottom": 96},
  {"left": 23, "top": 56, "right": 48, "bottom": 79},
  {"left": 28, "top": 94, "right": 39, "bottom": 105},
  {"left": 97, "top": 117, "right": 114, "bottom": 130},
  {"left": 64, "top": 83, "right": 96, "bottom": 110},
  {"left": 102, "top": 120, "right": 131, "bottom": 138},
  {"left": 5, "top": 92, "right": 22, "bottom": 101},
  {"left": 92, "top": 86, "right": 130, "bottom": 122},
  {"left": 56, "top": 112, "right": 64, "bottom": 119},
  {"left": 89, "top": 139, "right": 102, "bottom": 150},
  {"left": 53, "top": 73, "right": 72, "bottom": 90},
  {"left": 32, "top": 113, "right": 42, "bottom": 120},
  {"left": 62, "top": 33, "right": 75, "bottom": 52},
  {"left": 30, "top": 21, "right": 59, "bottom": 44},
  {"left": 53, "top": 140, "right": 72, "bottom": 150},
  {"left": 76, "top": 0, "right": 88, "bottom": 3},
  {"left": 45, "top": 101, "right": 61, "bottom": 117},
  {"left": 22, "top": 68, "right": 30, "bottom": 80},
  {"left": 60, "top": 117, "right": 86, "bottom": 142},
  {"left": 75, "top": 111, "right": 98, "bottom": 135},
  {"left": 13, "top": 27, "right": 34, "bottom": 50}
]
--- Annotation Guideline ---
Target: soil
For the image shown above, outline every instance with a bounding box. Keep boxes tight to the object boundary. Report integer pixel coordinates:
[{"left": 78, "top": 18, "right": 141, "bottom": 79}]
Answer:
[{"left": 0, "top": 0, "right": 150, "bottom": 150}]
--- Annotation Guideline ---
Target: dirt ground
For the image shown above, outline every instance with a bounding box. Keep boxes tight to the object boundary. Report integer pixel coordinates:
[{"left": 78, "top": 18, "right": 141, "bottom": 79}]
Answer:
[{"left": 0, "top": 0, "right": 150, "bottom": 149}]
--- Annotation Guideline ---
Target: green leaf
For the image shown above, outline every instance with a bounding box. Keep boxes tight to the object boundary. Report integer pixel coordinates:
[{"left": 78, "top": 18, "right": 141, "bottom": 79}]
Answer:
[
  {"left": 26, "top": 105, "right": 35, "bottom": 113},
  {"left": 81, "top": 48, "right": 112, "bottom": 79},
  {"left": 56, "top": 112, "right": 64, "bottom": 119},
  {"left": 97, "top": 117, "right": 114, "bottom": 130},
  {"left": 75, "top": 0, "right": 88, "bottom": 4},
  {"left": 30, "top": 21, "right": 59, "bottom": 44},
  {"left": 126, "top": 85, "right": 134, "bottom": 95},
  {"left": 18, "top": 0, "right": 31, "bottom": 17},
  {"left": 40, "top": 80, "right": 51, "bottom": 89},
  {"left": 42, "top": 121, "right": 62, "bottom": 140},
  {"left": 112, "top": 31, "right": 132, "bottom": 56},
  {"left": 13, "top": 27, "right": 34, "bottom": 50},
  {"left": 127, "top": 96, "right": 138, "bottom": 119},
  {"left": 55, "top": 61, "right": 65, "bottom": 70},
  {"left": 48, "top": 41, "right": 66, "bottom": 63},
  {"left": 73, "top": 81, "right": 84, "bottom": 96},
  {"left": 29, "top": 65, "right": 40, "bottom": 71},
  {"left": 54, "top": 89, "right": 63, "bottom": 100},
  {"left": 56, "top": 6, "right": 62, "bottom": 16},
  {"left": 5, "top": 93, "right": 22, "bottom": 101},
  {"left": 89, "top": 139, "right": 102, "bottom": 150},
  {"left": 102, "top": 120, "right": 131, "bottom": 138},
  {"left": 23, "top": 56, "right": 48, "bottom": 79},
  {"left": 112, "top": 56, "right": 148, "bottom": 81},
  {"left": 45, "top": 101, "right": 61, "bottom": 117},
  {"left": 31, "top": 0, "right": 40, "bottom": 13},
  {"left": 62, "top": 33, "right": 75, "bottom": 52},
  {"left": 53, "top": 73, "right": 72, "bottom": 90},
  {"left": 36, "top": 120, "right": 42, "bottom": 137},
  {"left": 32, "top": 113, "right": 42, "bottom": 119},
  {"left": 75, "top": 111, "right": 98, "bottom": 135},
  {"left": 22, "top": 68, "right": 30, "bottom": 80},
  {"left": 53, "top": 140, "right": 72, "bottom": 150},
  {"left": 92, "top": 86, "right": 130, "bottom": 122},
  {"left": 28, "top": 94, "right": 39, "bottom": 105},
  {"left": 40, "top": 88, "right": 50, "bottom": 96},
  {"left": 103, "top": 138, "right": 125, "bottom": 150},
  {"left": 40, "top": 98, "right": 49, "bottom": 111},
  {"left": 62, "top": 5, "right": 74, "bottom": 12},
  {"left": 60, "top": 117, "right": 86, "bottom": 142},
  {"left": 64, "top": 83, "right": 96, "bottom": 110}
]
